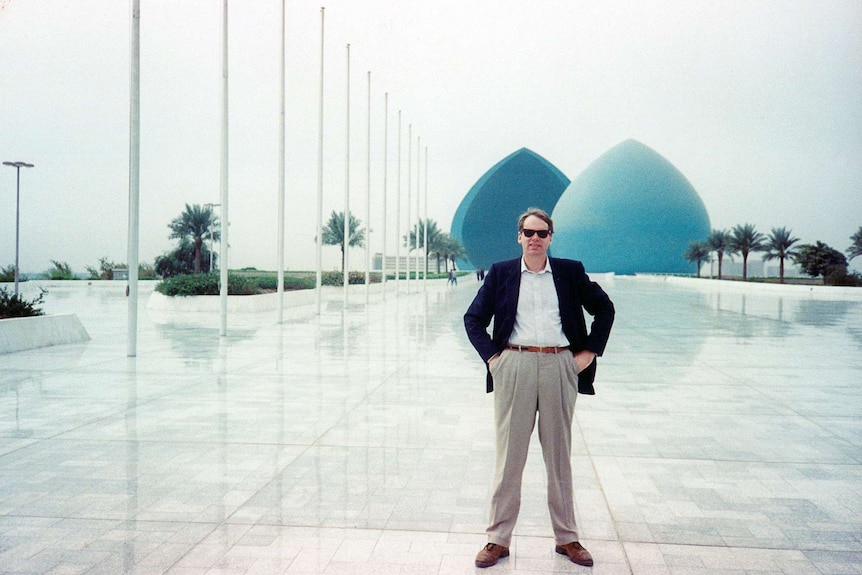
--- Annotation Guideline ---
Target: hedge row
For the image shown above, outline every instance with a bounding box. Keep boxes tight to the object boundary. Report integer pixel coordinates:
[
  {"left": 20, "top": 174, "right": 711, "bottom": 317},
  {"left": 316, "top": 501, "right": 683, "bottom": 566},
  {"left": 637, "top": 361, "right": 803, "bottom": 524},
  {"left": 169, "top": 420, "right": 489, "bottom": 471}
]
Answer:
[{"left": 155, "top": 271, "right": 384, "bottom": 296}]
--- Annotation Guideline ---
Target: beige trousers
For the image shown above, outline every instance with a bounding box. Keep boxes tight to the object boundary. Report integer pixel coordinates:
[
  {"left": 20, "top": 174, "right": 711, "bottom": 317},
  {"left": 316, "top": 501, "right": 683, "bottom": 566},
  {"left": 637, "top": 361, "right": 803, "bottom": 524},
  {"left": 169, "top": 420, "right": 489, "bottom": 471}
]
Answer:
[{"left": 486, "top": 348, "right": 579, "bottom": 547}]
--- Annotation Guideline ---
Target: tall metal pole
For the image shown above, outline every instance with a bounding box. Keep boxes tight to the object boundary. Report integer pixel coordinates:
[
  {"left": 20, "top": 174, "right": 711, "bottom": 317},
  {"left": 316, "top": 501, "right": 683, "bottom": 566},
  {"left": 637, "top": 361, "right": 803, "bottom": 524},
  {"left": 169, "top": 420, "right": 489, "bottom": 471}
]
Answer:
[
  {"left": 2, "top": 161, "right": 34, "bottom": 297},
  {"left": 277, "top": 0, "right": 286, "bottom": 323},
  {"left": 219, "top": 0, "right": 229, "bottom": 337},
  {"left": 315, "top": 7, "right": 324, "bottom": 314},
  {"left": 14, "top": 166, "right": 21, "bottom": 295},
  {"left": 381, "top": 92, "right": 388, "bottom": 297},
  {"left": 406, "top": 123, "right": 412, "bottom": 294},
  {"left": 364, "top": 70, "right": 371, "bottom": 304},
  {"left": 126, "top": 0, "right": 140, "bottom": 356},
  {"left": 424, "top": 145, "right": 428, "bottom": 287},
  {"left": 395, "top": 110, "right": 401, "bottom": 294},
  {"left": 342, "top": 43, "right": 350, "bottom": 308},
  {"left": 416, "top": 135, "right": 421, "bottom": 286}
]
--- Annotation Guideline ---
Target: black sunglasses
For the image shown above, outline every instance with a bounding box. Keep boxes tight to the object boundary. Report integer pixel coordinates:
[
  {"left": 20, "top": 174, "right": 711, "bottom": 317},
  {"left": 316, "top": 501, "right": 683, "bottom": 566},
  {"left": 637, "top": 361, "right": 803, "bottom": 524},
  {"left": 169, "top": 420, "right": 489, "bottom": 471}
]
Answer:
[{"left": 521, "top": 229, "right": 551, "bottom": 238}]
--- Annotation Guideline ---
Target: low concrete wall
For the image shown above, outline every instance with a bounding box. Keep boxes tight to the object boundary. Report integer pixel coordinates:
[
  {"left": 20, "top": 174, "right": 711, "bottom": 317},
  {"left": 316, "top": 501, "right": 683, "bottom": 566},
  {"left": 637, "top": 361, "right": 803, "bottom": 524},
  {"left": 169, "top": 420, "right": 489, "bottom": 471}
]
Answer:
[
  {"left": 631, "top": 274, "right": 862, "bottom": 300},
  {"left": 147, "top": 290, "right": 308, "bottom": 313},
  {"left": 146, "top": 285, "right": 378, "bottom": 313},
  {"left": 0, "top": 314, "right": 91, "bottom": 354}
]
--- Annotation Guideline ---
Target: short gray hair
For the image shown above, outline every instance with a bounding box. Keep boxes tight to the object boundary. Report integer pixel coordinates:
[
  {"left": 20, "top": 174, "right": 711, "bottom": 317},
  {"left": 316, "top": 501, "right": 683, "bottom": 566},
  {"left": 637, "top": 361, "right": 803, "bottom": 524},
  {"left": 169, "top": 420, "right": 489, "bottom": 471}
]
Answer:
[{"left": 517, "top": 207, "right": 553, "bottom": 234}]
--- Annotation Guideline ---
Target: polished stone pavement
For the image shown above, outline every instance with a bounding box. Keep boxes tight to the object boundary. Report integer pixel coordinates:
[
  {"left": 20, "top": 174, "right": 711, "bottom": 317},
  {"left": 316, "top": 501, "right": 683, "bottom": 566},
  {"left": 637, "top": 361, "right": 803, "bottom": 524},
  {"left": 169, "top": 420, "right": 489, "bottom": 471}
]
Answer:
[{"left": 1, "top": 276, "right": 860, "bottom": 575}]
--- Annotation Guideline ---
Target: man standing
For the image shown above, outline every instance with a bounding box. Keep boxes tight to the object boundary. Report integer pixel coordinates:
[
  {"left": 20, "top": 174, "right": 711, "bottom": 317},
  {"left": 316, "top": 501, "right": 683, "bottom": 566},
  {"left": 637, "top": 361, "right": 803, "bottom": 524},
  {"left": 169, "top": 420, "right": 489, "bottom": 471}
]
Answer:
[{"left": 464, "top": 208, "right": 615, "bottom": 568}]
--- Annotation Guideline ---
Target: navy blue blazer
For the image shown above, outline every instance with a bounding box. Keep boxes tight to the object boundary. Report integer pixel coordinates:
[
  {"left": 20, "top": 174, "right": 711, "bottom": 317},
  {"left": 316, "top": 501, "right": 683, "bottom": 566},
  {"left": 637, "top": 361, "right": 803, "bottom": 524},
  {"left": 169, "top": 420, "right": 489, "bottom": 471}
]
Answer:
[{"left": 464, "top": 257, "right": 615, "bottom": 394}]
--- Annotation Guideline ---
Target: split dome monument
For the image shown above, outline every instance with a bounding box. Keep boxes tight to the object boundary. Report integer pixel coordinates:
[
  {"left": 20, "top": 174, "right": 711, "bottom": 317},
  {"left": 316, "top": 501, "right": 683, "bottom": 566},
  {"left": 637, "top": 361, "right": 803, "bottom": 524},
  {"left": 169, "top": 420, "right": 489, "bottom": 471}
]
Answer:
[{"left": 451, "top": 139, "right": 711, "bottom": 274}]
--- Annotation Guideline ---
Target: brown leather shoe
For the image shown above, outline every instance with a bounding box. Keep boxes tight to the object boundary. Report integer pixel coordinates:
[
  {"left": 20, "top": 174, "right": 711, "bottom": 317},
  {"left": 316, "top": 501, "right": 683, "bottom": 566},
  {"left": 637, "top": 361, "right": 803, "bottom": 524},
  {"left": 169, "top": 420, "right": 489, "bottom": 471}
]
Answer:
[
  {"left": 475, "top": 543, "right": 509, "bottom": 568},
  {"left": 555, "top": 541, "right": 593, "bottom": 566}
]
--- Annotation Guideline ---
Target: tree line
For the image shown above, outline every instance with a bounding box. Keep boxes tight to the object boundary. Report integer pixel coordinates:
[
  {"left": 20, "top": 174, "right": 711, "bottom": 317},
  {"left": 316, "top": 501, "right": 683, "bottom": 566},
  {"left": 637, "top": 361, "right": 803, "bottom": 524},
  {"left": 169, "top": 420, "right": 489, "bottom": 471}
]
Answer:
[
  {"left": 1, "top": 203, "right": 469, "bottom": 283},
  {"left": 684, "top": 224, "right": 862, "bottom": 285},
  {"left": 157, "top": 204, "right": 466, "bottom": 278}
]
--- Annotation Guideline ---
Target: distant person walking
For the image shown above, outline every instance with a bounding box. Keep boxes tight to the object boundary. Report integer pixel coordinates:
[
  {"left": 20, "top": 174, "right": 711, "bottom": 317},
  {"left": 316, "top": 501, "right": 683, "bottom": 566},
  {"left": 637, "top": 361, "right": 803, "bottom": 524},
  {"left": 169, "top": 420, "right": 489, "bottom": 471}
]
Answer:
[
  {"left": 464, "top": 208, "right": 615, "bottom": 568},
  {"left": 448, "top": 269, "right": 458, "bottom": 286}
]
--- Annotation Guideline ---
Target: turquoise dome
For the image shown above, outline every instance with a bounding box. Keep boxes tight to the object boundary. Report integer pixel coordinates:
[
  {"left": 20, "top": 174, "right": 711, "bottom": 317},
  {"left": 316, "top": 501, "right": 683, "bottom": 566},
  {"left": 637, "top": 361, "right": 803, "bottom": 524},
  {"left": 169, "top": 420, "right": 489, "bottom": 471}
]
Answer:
[
  {"left": 551, "top": 140, "right": 710, "bottom": 274},
  {"left": 451, "top": 148, "right": 569, "bottom": 270}
]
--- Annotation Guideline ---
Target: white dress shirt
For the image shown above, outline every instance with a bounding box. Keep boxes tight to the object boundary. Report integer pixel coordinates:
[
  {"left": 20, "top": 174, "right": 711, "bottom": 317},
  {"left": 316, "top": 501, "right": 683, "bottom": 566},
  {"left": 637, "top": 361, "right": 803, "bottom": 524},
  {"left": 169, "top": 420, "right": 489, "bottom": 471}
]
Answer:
[{"left": 508, "top": 257, "right": 570, "bottom": 348}]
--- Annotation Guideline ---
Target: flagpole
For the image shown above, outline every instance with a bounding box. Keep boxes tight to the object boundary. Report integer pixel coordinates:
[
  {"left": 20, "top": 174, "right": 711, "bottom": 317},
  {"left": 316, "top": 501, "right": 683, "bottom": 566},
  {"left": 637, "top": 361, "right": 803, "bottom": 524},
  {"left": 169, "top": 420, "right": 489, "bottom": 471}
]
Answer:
[
  {"left": 315, "top": 7, "right": 325, "bottom": 314},
  {"left": 406, "top": 123, "right": 412, "bottom": 294},
  {"left": 277, "top": 0, "right": 286, "bottom": 323},
  {"left": 219, "top": 0, "right": 229, "bottom": 337},
  {"left": 127, "top": 0, "right": 140, "bottom": 357},
  {"left": 424, "top": 145, "right": 428, "bottom": 287},
  {"left": 342, "top": 43, "right": 350, "bottom": 308},
  {"left": 395, "top": 110, "right": 401, "bottom": 295},
  {"left": 416, "top": 135, "right": 421, "bottom": 286},
  {"left": 381, "top": 92, "right": 388, "bottom": 298},
  {"left": 364, "top": 70, "right": 371, "bottom": 304}
]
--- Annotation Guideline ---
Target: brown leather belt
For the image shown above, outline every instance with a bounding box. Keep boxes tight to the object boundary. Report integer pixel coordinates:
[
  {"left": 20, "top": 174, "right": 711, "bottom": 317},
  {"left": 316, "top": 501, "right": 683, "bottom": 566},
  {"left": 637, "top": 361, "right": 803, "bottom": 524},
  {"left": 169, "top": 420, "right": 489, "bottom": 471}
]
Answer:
[{"left": 506, "top": 344, "right": 569, "bottom": 354}]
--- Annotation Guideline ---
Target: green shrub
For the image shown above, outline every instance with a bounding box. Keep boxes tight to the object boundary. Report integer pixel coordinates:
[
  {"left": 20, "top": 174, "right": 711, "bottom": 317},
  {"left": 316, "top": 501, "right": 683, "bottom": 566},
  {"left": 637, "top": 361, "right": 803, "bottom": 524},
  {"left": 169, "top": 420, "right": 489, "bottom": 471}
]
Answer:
[
  {"left": 86, "top": 257, "right": 155, "bottom": 280},
  {"left": 228, "top": 275, "right": 260, "bottom": 295},
  {"left": 283, "top": 276, "right": 315, "bottom": 290},
  {"left": 385, "top": 271, "right": 446, "bottom": 280},
  {"left": 321, "top": 271, "right": 381, "bottom": 285},
  {"left": 155, "top": 273, "right": 221, "bottom": 296},
  {"left": 86, "top": 257, "right": 123, "bottom": 280},
  {"left": 825, "top": 266, "right": 862, "bottom": 287},
  {"left": 154, "top": 239, "right": 216, "bottom": 278},
  {"left": 239, "top": 274, "right": 316, "bottom": 291},
  {"left": 0, "top": 287, "right": 46, "bottom": 319},
  {"left": 156, "top": 271, "right": 383, "bottom": 296},
  {"left": 43, "top": 260, "right": 77, "bottom": 280},
  {"left": 155, "top": 272, "right": 315, "bottom": 296},
  {"left": 0, "top": 265, "right": 16, "bottom": 283}
]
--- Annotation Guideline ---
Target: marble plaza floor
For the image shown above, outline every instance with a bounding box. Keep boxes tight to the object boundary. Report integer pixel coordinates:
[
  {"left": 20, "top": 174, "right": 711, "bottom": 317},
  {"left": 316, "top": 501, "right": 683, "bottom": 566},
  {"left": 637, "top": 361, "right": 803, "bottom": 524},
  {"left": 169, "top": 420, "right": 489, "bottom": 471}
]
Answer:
[{"left": 0, "top": 276, "right": 860, "bottom": 575}]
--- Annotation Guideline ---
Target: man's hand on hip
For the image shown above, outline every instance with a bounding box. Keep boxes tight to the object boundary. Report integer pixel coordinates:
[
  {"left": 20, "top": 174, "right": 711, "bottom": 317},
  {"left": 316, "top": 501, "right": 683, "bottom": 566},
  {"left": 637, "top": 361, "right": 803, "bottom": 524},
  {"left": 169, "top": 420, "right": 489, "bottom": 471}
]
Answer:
[{"left": 573, "top": 350, "right": 596, "bottom": 373}]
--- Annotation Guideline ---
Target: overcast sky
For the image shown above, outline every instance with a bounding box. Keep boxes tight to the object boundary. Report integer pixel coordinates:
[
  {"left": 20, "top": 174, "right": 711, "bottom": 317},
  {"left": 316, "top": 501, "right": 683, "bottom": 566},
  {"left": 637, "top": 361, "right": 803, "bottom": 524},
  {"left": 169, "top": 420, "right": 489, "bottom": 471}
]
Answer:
[{"left": 1, "top": 0, "right": 860, "bottom": 275}]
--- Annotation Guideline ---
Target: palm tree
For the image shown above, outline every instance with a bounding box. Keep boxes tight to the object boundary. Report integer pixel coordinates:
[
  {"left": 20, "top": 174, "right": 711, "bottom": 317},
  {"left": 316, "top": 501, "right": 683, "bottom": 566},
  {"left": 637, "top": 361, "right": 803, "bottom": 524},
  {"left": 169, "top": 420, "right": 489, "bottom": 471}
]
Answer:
[
  {"left": 707, "top": 229, "right": 730, "bottom": 279},
  {"left": 762, "top": 226, "right": 800, "bottom": 283},
  {"left": 430, "top": 234, "right": 454, "bottom": 273},
  {"left": 168, "top": 203, "right": 220, "bottom": 274},
  {"left": 683, "top": 241, "right": 711, "bottom": 278},
  {"left": 439, "top": 234, "right": 465, "bottom": 271},
  {"left": 848, "top": 226, "right": 862, "bottom": 261},
  {"left": 406, "top": 218, "right": 443, "bottom": 273},
  {"left": 729, "top": 223, "right": 765, "bottom": 280},
  {"left": 321, "top": 210, "right": 365, "bottom": 272}
]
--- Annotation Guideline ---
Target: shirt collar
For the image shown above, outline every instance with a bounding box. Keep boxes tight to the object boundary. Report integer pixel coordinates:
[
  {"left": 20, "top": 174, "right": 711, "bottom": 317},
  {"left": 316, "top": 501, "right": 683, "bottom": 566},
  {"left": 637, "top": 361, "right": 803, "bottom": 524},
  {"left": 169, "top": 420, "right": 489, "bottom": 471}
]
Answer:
[{"left": 520, "top": 257, "right": 552, "bottom": 275}]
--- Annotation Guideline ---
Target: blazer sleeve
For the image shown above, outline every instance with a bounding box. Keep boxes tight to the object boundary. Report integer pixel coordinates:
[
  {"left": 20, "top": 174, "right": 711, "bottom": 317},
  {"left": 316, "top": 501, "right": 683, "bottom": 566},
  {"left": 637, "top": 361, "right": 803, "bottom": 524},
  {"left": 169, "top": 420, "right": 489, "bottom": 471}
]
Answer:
[
  {"left": 575, "top": 264, "right": 615, "bottom": 357},
  {"left": 464, "top": 263, "right": 503, "bottom": 364}
]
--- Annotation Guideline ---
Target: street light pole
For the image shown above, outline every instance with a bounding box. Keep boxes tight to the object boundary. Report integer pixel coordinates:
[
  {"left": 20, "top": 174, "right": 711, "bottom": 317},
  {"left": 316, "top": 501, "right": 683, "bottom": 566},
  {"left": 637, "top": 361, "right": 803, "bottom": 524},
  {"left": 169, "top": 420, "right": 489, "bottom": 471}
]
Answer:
[{"left": 3, "top": 161, "right": 35, "bottom": 296}]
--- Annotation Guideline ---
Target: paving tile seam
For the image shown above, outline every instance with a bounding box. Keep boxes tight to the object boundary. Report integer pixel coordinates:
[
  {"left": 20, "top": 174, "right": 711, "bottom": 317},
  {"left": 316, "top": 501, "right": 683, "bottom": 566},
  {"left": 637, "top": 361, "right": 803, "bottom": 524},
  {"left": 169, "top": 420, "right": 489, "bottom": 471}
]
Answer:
[
  {"left": 6, "top": 437, "right": 322, "bottom": 448},
  {"left": 0, "top": 512, "right": 223, "bottom": 528},
  {"left": 3, "top": 439, "right": 495, "bottom": 456},
  {"left": 633, "top": 538, "right": 862, "bottom": 555},
  {"left": 0, "top": 439, "right": 50, "bottom": 460},
  {"left": 588, "top": 452, "right": 862, "bottom": 466},
  {"left": 575, "top": 415, "right": 625, "bottom": 566}
]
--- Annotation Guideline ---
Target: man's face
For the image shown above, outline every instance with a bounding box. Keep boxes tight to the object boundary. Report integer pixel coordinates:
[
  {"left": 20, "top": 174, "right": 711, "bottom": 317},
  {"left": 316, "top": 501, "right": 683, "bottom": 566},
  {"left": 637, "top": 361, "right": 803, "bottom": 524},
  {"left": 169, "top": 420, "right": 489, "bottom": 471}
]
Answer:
[{"left": 518, "top": 215, "right": 552, "bottom": 258}]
